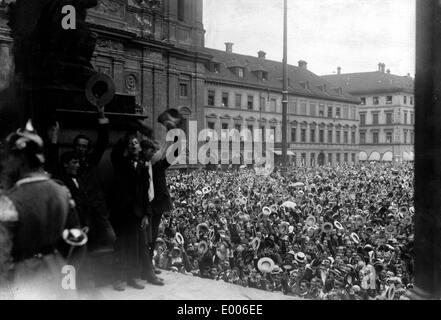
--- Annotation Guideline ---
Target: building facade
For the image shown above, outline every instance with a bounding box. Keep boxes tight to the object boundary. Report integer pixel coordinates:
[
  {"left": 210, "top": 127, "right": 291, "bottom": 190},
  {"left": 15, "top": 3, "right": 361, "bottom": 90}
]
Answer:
[
  {"left": 0, "top": 0, "right": 209, "bottom": 140},
  {"left": 323, "top": 64, "right": 414, "bottom": 162},
  {"left": 202, "top": 45, "right": 360, "bottom": 167}
]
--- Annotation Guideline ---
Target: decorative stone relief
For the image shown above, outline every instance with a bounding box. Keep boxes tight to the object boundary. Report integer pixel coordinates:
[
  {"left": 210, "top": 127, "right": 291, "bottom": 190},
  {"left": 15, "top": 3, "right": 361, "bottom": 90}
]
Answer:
[{"left": 125, "top": 74, "right": 138, "bottom": 93}]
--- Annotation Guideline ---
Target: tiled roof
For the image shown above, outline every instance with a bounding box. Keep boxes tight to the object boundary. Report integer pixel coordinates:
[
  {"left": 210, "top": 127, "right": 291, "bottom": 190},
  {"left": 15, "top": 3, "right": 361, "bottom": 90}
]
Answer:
[
  {"left": 322, "top": 71, "right": 414, "bottom": 95},
  {"left": 202, "top": 47, "right": 359, "bottom": 104}
]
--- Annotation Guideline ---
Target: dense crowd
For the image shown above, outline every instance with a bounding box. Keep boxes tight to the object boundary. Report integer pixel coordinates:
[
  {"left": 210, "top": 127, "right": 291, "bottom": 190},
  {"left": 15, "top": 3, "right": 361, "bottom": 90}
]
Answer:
[{"left": 153, "top": 163, "right": 414, "bottom": 300}]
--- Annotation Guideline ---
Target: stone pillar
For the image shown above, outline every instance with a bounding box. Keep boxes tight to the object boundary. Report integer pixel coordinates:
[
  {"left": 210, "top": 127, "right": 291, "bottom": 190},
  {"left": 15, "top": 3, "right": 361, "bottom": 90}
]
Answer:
[{"left": 407, "top": 0, "right": 441, "bottom": 300}]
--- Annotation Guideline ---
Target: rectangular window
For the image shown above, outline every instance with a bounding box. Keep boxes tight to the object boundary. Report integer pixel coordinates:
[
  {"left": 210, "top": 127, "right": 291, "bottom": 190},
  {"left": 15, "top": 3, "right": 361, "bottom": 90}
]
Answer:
[
  {"left": 301, "top": 153, "right": 307, "bottom": 165},
  {"left": 291, "top": 128, "right": 297, "bottom": 142},
  {"left": 360, "top": 113, "right": 366, "bottom": 125},
  {"left": 373, "top": 132, "right": 379, "bottom": 144},
  {"left": 343, "top": 106, "right": 349, "bottom": 119},
  {"left": 270, "top": 98, "right": 277, "bottom": 112},
  {"left": 386, "top": 96, "right": 393, "bottom": 104},
  {"left": 270, "top": 126, "right": 276, "bottom": 142},
  {"left": 310, "top": 128, "right": 316, "bottom": 143},
  {"left": 404, "top": 131, "right": 408, "bottom": 144},
  {"left": 237, "top": 68, "right": 244, "bottom": 78},
  {"left": 327, "top": 130, "right": 333, "bottom": 143},
  {"left": 336, "top": 131, "right": 341, "bottom": 144},
  {"left": 360, "top": 132, "right": 366, "bottom": 144},
  {"left": 301, "top": 129, "right": 306, "bottom": 142},
  {"left": 289, "top": 99, "right": 297, "bottom": 114},
  {"left": 222, "top": 92, "right": 229, "bottom": 107},
  {"left": 336, "top": 153, "right": 341, "bottom": 163},
  {"left": 260, "top": 97, "right": 266, "bottom": 111},
  {"left": 328, "top": 153, "right": 332, "bottom": 165},
  {"left": 386, "top": 113, "right": 393, "bottom": 124},
  {"left": 327, "top": 106, "right": 333, "bottom": 118},
  {"left": 344, "top": 131, "right": 348, "bottom": 144},
  {"left": 373, "top": 97, "right": 379, "bottom": 105},
  {"left": 386, "top": 132, "right": 392, "bottom": 144},
  {"left": 207, "top": 121, "right": 215, "bottom": 130},
  {"left": 410, "top": 113, "right": 414, "bottom": 124},
  {"left": 410, "top": 131, "right": 414, "bottom": 144},
  {"left": 235, "top": 94, "right": 242, "bottom": 108},
  {"left": 208, "top": 90, "right": 215, "bottom": 106},
  {"left": 248, "top": 95, "right": 254, "bottom": 110},
  {"left": 360, "top": 97, "right": 366, "bottom": 105},
  {"left": 235, "top": 124, "right": 241, "bottom": 133},
  {"left": 336, "top": 107, "right": 341, "bottom": 118},
  {"left": 177, "top": 0, "right": 185, "bottom": 21},
  {"left": 319, "top": 129, "right": 324, "bottom": 143},
  {"left": 179, "top": 83, "right": 188, "bottom": 97},
  {"left": 221, "top": 123, "right": 229, "bottom": 140},
  {"left": 344, "top": 153, "right": 348, "bottom": 163},
  {"left": 352, "top": 153, "right": 356, "bottom": 163},
  {"left": 310, "top": 153, "right": 315, "bottom": 167},
  {"left": 404, "top": 112, "right": 408, "bottom": 124},
  {"left": 309, "top": 103, "right": 316, "bottom": 116},
  {"left": 300, "top": 102, "right": 307, "bottom": 115},
  {"left": 372, "top": 113, "right": 379, "bottom": 124},
  {"left": 319, "top": 104, "right": 325, "bottom": 117},
  {"left": 404, "top": 96, "right": 407, "bottom": 104},
  {"left": 410, "top": 96, "right": 414, "bottom": 105},
  {"left": 351, "top": 131, "right": 356, "bottom": 144}
]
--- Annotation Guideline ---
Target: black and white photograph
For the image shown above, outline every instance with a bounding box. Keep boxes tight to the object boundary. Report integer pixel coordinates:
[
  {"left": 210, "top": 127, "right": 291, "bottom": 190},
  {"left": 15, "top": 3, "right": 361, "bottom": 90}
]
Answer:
[{"left": 0, "top": 0, "right": 439, "bottom": 305}]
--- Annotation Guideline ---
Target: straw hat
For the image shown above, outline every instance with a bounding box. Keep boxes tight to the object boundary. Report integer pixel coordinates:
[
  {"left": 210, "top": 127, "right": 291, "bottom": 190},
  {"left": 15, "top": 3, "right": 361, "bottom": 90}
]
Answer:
[
  {"left": 250, "top": 237, "right": 261, "bottom": 251},
  {"left": 198, "top": 241, "right": 209, "bottom": 254},
  {"left": 262, "top": 206, "right": 272, "bottom": 216},
  {"left": 334, "top": 221, "right": 344, "bottom": 230},
  {"left": 257, "top": 257, "right": 275, "bottom": 273},
  {"left": 350, "top": 233, "right": 360, "bottom": 244},
  {"left": 306, "top": 215, "right": 317, "bottom": 226},
  {"left": 175, "top": 232, "right": 184, "bottom": 245},
  {"left": 321, "top": 222, "right": 334, "bottom": 234},
  {"left": 294, "top": 252, "right": 306, "bottom": 264}
]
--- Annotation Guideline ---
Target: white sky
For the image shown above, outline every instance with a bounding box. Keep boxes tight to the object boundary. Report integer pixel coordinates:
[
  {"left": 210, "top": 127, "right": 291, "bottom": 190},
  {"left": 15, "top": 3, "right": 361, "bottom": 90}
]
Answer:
[{"left": 203, "top": 0, "right": 415, "bottom": 76}]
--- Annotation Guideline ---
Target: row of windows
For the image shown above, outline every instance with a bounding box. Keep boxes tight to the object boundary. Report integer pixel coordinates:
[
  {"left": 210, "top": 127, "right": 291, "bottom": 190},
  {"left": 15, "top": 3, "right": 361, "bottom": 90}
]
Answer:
[
  {"left": 207, "top": 122, "right": 356, "bottom": 144},
  {"left": 208, "top": 90, "right": 357, "bottom": 119},
  {"left": 360, "top": 95, "right": 414, "bottom": 106},
  {"left": 359, "top": 111, "right": 414, "bottom": 125},
  {"left": 359, "top": 131, "right": 414, "bottom": 144},
  {"left": 296, "top": 153, "right": 357, "bottom": 166}
]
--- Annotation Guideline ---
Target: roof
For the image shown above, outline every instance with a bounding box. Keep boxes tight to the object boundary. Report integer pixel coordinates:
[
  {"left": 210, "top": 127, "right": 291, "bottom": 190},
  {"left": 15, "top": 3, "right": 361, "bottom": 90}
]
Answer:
[
  {"left": 202, "top": 47, "right": 359, "bottom": 104},
  {"left": 322, "top": 71, "right": 414, "bottom": 95}
]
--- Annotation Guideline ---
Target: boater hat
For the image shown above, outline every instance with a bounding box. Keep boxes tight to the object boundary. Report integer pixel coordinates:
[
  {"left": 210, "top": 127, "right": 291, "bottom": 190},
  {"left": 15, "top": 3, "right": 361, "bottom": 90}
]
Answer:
[
  {"left": 257, "top": 257, "right": 275, "bottom": 273},
  {"left": 334, "top": 221, "right": 344, "bottom": 230},
  {"left": 350, "top": 233, "right": 360, "bottom": 244},
  {"left": 198, "top": 241, "right": 209, "bottom": 254},
  {"left": 175, "top": 232, "right": 184, "bottom": 245},
  {"left": 250, "top": 237, "right": 261, "bottom": 251}
]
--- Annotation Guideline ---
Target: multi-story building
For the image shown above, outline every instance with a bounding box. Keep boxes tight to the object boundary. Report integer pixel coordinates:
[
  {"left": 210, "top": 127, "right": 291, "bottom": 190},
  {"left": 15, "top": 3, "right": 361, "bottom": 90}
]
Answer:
[
  {"left": 202, "top": 44, "right": 360, "bottom": 167},
  {"left": 0, "top": 0, "right": 209, "bottom": 139},
  {"left": 323, "top": 64, "right": 414, "bottom": 162}
]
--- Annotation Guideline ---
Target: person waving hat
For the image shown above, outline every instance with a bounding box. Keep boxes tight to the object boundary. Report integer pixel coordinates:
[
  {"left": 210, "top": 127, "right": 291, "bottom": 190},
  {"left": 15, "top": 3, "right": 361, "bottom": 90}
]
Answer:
[{"left": 257, "top": 257, "right": 275, "bottom": 274}]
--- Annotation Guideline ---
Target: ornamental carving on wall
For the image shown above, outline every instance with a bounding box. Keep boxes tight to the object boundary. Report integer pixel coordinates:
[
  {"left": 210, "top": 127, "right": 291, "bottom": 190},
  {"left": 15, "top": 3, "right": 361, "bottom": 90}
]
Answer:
[{"left": 125, "top": 74, "right": 138, "bottom": 93}]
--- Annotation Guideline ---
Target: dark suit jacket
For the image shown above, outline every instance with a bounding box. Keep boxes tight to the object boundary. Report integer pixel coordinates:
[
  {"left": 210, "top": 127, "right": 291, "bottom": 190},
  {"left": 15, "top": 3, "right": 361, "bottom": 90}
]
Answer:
[
  {"left": 151, "top": 158, "right": 173, "bottom": 215},
  {"left": 110, "top": 139, "right": 152, "bottom": 232}
]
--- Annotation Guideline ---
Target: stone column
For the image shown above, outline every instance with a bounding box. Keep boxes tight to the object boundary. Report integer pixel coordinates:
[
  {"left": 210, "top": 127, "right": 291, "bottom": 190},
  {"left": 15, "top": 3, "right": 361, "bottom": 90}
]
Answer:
[{"left": 407, "top": 0, "right": 441, "bottom": 300}]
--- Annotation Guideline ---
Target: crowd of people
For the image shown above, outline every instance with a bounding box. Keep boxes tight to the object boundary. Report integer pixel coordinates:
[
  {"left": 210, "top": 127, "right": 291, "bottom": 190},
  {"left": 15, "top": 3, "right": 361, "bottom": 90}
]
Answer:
[
  {"left": 153, "top": 162, "right": 414, "bottom": 300},
  {"left": 0, "top": 106, "right": 414, "bottom": 300}
]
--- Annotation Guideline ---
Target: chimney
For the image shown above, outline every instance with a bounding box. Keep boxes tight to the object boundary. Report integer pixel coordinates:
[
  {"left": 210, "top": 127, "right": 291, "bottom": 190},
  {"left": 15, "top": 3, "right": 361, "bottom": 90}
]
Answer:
[
  {"left": 225, "top": 42, "right": 234, "bottom": 53},
  {"left": 378, "top": 63, "right": 382, "bottom": 72},
  {"left": 337, "top": 66, "right": 341, "bottom": 74},
  {"left": 258, "top": 50, "right": 266, "bottom": 59},
  {"left": 387, "top": 69, "right": 390, "bottom": 74},
  {"left": 298, "top": 60, "right": 307, "bottom": 69}
]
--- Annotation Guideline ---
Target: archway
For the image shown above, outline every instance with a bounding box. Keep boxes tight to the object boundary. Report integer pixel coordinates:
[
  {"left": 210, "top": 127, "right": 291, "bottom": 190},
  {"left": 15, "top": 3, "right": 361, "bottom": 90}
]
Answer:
[
  {"left": 359, "top": 151, "right": 368, "bottom": 161},
  {"left": 382, "top": 151, "right": 393, "bottom": 162},
  {"left": 368, "top": 151, "right": 381, "bottom": 161}
]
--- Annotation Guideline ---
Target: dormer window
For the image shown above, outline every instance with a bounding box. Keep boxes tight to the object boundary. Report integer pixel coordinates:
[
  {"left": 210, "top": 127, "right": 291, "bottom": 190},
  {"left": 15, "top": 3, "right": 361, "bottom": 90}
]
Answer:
[
  {"left": 299, "top": 81, "right": 309, "bottom": 89},
  {"left": 262, "top": 71, "right": 268, "bottom": 81},
  {"left": 213, "top": 63, "right": 220, "bottom": 73},
  {"left": 237, "top": 68, "right": 244, "bottom": 78}
]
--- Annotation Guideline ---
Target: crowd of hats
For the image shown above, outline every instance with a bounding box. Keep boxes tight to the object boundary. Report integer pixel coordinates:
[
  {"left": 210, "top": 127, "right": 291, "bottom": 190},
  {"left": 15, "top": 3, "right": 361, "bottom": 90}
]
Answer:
[{"left": 153, "top": 162, "right": 414, "bottom": 300}]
